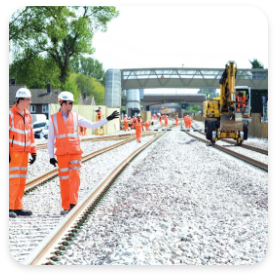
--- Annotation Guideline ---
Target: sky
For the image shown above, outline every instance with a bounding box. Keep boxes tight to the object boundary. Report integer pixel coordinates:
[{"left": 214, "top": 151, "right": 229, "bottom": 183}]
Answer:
[
  {"left": 90, "top": 6, "right": 268, "bottom": 94},
  {"left": 91, "top": 6, "right": 268, "bottom": 71}
]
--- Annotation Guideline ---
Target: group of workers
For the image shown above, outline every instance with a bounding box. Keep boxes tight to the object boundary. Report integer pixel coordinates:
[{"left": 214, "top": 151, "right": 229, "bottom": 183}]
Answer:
[
  {"left": 123, "top": 114, "right": 151, "bottom": 142},
  {"left": 9, "top": 89, "right": 119, "bottom": 218},
  {"left": 184, "top": 115, "right": 192, "bottom": 130}
]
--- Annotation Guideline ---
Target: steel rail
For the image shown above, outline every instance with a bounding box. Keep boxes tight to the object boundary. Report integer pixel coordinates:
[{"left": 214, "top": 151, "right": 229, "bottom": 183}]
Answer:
[
  {"left": 23, "top": 132, "right": 165, "bottom": 265},
  {"left": 25, "top": 133, "right": 156, "bottom": 193},
  {"left": 181, "top": 129, "right": 268, "bottom": 172},
  {"left": 35, "top": 133, "right": 142, "bottom": 150},
  {"left": 191, "top": 127, "right": 268, "bottom": 155}
]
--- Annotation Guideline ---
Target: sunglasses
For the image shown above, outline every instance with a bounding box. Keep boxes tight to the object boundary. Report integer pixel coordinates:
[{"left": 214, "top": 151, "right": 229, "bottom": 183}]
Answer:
[{"left": 67, "top": 102, "right": 74, "bottom": 105}]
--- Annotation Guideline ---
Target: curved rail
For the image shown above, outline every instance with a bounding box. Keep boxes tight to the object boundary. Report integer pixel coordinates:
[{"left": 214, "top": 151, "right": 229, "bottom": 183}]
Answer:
[
  {"left": 23, "top": 132, "right": 165, "bottom": 265},
  {"left": 181, "top": 129, "right": 268, "bottom": 172}
]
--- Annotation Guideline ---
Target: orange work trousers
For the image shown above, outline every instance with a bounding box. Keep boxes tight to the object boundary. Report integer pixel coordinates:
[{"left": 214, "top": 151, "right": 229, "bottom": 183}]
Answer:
[
  {"left": 175, "top": 120, "right": 178, "bottom": 126},
  {"left": 57, "top": 154, "right": 82, "bottom": 210},
  {"left": 9, "top": 152, "right": 28, "bottom": 210},
  {"left": 165, "top": 120, "right": 168, "bottom": 127},
  {"left": 188, "top": 120, "right": 191, "bottom": 129},
  {"left": 124, "top": 122, "right": 129, "bottom": 131},
  {"left": 135, "top": 126, "right": 142, "bottom": 142}
]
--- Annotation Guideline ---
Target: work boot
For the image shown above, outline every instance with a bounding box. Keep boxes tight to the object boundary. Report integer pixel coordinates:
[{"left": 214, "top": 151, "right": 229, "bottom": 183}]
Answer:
[
  {"left": 60, "top": 210, "right": 70, "bottom": 216},
  {"left": 14, "top": 209, "right": 32, "bottom": 216},
  {"left": 70, "top": 204, "right": 76, "bottom": 210},
  {"left": 9, "top": 210, "right": 17, "bottom": 218}
]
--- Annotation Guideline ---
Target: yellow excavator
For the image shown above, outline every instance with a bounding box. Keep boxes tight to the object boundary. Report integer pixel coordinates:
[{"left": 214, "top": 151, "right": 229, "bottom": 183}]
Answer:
[{"left": 203, "top": 61, "right": 251, "bottom": 145}]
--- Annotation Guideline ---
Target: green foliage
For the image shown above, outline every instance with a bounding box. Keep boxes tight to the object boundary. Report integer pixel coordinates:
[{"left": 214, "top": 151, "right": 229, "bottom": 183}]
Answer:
[
  {"left": 249, "top": 59, "right": 264, "bottom": 69},
  {"left": 10, "top": 6, "right": 119, "bottom": 83},
  {"left": 62, "top": 74, "right": 81, "bottom": 104},
  {"left": 71, "top": 73, "right": 105, "bottom": 105},
  {"left": 9, "top": 49, "right": 61, "bottom": 88},
  {"left": 71, "top": 56, "right": 105, "bottom": 84}
]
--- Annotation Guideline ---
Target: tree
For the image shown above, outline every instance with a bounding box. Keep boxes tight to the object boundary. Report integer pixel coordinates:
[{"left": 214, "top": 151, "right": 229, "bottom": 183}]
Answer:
[
  {"left": 9, "top": 48, "right": 61, "bottom": 89},
  {"left": 249, "top": 59, "right": 264, "bottom": 69},
  {"left": 71, "top": 56, "right": 105, "bottom": 84},
  {"left": 10, "top": 6, "right": 119, "bottom": 84},
  {"left": 62, "top": 75, "right": 81, "bottom": 104},
  {"left": 72, "top": 73, "right": 105, "bottom": 105}
]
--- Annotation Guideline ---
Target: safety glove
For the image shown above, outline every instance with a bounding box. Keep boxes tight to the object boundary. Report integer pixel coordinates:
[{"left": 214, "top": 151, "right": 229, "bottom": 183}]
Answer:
[
  {"left": 9, "top": 154, "right": 11, "bottom": 163},
  {"left": 50, "top": 158, "right": 58, "bottom": 167},
  {"left": 107, "top": 111, "right": 120, "bottom": 121},
  {"left": 29, "top": 153, "right": 37, "bottom": 165}
]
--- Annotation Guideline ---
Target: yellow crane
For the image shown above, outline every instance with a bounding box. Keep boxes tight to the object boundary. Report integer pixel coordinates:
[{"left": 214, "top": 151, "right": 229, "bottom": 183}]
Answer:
[{"left": 203, "top": 61, "right": 251, "bottom": 145}]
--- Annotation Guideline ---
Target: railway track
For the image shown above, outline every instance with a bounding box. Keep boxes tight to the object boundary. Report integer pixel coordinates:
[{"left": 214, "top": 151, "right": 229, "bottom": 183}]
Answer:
[
  {"left": 181, "top": 128, "right": 268, "bottom": 172},
  {"left": 191, "top": 126, "right": 268, "bottom": 155},
  {"left": 10, "top": 132, "right": 164, "bottom": 264},
  {"left": 35, "top": 133, "right": 144, "bottom": 150},
  {"left": 25, "top": 132, "right": 156, "bottom": 193}
]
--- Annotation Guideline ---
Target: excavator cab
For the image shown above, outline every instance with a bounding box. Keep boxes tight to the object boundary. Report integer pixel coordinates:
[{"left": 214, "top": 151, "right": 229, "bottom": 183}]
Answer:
[{"left": 235, "top": 86, "right": 251, "bottom": 118}]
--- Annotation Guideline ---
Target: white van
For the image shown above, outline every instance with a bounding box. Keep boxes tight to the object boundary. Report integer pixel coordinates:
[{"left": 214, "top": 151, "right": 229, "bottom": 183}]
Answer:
[{"left": 33, "top": 120, "right": 48, "bottom": 138}]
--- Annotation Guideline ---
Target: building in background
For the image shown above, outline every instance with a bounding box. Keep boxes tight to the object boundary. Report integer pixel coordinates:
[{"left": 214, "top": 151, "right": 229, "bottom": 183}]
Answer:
[
  {"left": 78, "top": 93, "right": 96, "bottom": 106},
  {"left": 9, "top": 82, "right": 60, "bottom": 120}
]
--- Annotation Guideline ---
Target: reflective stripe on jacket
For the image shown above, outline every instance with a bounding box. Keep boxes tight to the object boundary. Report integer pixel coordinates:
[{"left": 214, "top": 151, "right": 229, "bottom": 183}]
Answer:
[
  {"left": 134, "top": 119, "right": 143, "bottom": 128},
  {"left": 51, "top": 111, "right": 82, "bottom": 156},
  {"left": 9, "top": 104, "right": 36, "bottom": 153}
]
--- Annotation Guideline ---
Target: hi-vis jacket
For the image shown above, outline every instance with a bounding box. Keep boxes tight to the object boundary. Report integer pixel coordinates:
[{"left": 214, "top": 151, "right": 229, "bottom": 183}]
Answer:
[
  {"left": 48, "top": 110, "right": 108, "bottom": 158},
  {"left": 51, "top": 111, "right": 82, "bottom": 156},
  {"left": 9, "top": 104, "right": 36, "bottom": 154}
]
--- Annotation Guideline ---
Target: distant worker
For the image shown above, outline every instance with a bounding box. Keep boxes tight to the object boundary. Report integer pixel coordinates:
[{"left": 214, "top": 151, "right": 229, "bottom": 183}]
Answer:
[
  {"left": 161, "top": 75, "right": 164, "bottom": 79},
  {"left": 175, "top": 116, "right": 179, "bottom": 127},
  {"left": 236, "top": 91, "right": 247, "bottom": 113},
  {"left": 144, "top": 120, "right": 150, "bottom": 131},
  {"left": 134, "top": 114, "right": 143, "bottom": 142},
  {"left": 159, "top": 114, "right": 163, "bottom": 126},
  {"left": 95, "top": 106, "right": 102, "bottom": 121},
  {"left": 83, "top": 127, "right": 87, "bottom": 136},
  {"left": 187, "top": 116, "right": 192, "bottom": 130},
  {"left": 164, "top": 115, "right": 168, "bottom": 127},
  {"left": 48, "top": 91, "right": 119, "bottom": 215},
  {"left": 152, "top": 114, "right": 156, "bottom": 120},
  {"left": 184, "top": 115, "right": 188, "bottom": 128},
  {"left": 9, "top": 88, "right": 37, "bottom": 218},
  {"left": 124, "top": 115, "right": 129, "bottom": 131}
]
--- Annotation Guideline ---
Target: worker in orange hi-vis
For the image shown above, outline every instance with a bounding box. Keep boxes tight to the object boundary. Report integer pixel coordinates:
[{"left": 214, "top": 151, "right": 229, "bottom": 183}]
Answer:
[
  {"left": 48, "top": 92, "right": 119, "bottom": 215},
  {"left": 9, "top": 88, "right": 37, "bottom": 218},
  {"left": 164, "top": 115, "right": 168, "bottom": 127},
  {"left": 95, "top": 106, "right": 102, "bottom": 121},
  {"left": 184, "top": 115, "right": 188, "bottom": 128},
  {"left": 175, "top": 116, "right": 179, "bottom": 126},
  {"left": 188, "top": 116, "right": 192, "bottom": 130},
  {"left": 144, "top": 120, "right": 150, "bottom": 131},
  {"left": 152, "top": 114, "right": 156, "bottom": 121},
  {"left": 134, "top": 114, "right": 143, "bottom": 142},
  {"left": 159, "top": 114, "right": 163, "bottom": 126},
  {"left": 124, "top": 115, "right": 129, "bottom": 131}
]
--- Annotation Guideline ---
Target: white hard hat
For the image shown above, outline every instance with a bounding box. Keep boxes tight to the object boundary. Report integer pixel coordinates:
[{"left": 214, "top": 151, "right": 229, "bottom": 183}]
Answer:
[
  {"left": 16, "top": 88, "right": 31, "bottom": 98},
  {"left": 58, "top": 91, "right": 74, "bottom": 102},
  {"left": 137, "top": 114, "right": 141, "bottom": 117}
]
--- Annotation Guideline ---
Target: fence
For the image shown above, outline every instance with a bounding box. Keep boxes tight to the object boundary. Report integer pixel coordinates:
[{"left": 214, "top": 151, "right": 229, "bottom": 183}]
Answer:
[
  {"left": 191, "top": 113, "right": 268, "bottom": 139},
  {"left": 49, "top": 104, "right": 120, "bottom": 135},
  {"left": 248, "top": 113, "right": 268, "bottom": 139}
]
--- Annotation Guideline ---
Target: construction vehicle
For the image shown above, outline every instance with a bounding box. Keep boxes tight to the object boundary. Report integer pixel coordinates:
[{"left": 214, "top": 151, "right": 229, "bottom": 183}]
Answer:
[{"left": 203, "top": 61, "right": 251, "bottom": 145}]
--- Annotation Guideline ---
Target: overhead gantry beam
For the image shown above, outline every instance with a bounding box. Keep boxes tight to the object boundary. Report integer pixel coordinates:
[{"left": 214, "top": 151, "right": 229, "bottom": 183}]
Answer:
[{"left": 121, "top": 68, "right": 268, "bottom": 90}]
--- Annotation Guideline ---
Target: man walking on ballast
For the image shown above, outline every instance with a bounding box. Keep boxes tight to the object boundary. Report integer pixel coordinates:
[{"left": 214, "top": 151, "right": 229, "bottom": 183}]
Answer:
[{"left": 48, "top": 91, "right": 119, "bottom": 215}]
